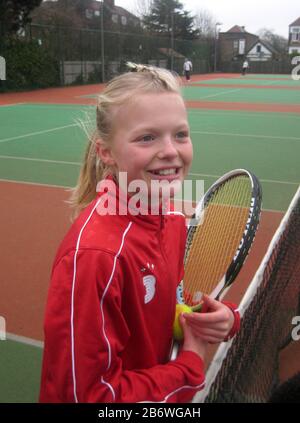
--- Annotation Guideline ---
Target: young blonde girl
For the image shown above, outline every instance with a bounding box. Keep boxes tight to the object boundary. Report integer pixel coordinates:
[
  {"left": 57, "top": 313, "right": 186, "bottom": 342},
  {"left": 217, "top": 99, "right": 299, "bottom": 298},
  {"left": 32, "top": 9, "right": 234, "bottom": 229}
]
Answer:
[{"left": 40, "top": 64, "right": 240, "bottom": 403}]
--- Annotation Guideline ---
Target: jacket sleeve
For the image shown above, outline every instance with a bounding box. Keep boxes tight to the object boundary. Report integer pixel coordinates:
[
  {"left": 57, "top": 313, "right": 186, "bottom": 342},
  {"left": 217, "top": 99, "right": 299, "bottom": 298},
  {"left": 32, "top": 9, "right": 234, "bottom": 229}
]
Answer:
[
  {"left": 221, "top": 301, "right": 241, "bottom": 341},
  {"left": 40, "top": 249, "right": 205, "bottom": 403}
]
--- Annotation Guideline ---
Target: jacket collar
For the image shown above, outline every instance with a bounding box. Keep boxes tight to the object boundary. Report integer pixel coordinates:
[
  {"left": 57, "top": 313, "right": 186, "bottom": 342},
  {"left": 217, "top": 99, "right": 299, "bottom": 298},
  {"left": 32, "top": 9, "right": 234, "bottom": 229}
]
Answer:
[{"left": 96, "top": 175, "right": 170, "bottom": 229}]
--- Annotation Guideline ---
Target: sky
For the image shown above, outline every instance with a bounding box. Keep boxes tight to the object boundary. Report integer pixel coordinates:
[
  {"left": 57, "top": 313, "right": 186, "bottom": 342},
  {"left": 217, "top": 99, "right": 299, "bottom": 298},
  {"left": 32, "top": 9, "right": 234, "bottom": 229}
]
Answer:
[{"left": 115, "top": 0, "right": 300, "bottom": 38}]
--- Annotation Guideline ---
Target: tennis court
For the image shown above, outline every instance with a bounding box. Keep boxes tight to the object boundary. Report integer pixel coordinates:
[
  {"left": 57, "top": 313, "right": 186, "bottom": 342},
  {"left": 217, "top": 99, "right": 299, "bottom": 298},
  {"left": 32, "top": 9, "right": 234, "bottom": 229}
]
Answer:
[{"left": 0, "top": 73, "right": 299, "bottom": 402}]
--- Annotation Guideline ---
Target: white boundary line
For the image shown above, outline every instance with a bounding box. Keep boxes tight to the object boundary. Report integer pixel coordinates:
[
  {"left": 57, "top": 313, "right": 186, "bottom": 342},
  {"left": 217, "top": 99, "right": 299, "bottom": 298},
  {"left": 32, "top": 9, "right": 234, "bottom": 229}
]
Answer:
[
  {"left": 0, "top": 177, "right": 291, "bottom": 213},
  {"left": 191, "top": 88, "right": 243, "bottom": 100},
  {"left": 0, "top": 178, "right": 70, "bottom": 190},
  {"left": 0, "top": 158, "right": 298, "bottom": 186},
  {"left": 0, "top": 123, "right": 80, "bottom": 144},
  {"left": 189, "top": 172, "right": 299, "bottom": 186},
  {"left": 6, "top": 332, "right": 44, "bottom": 348},
  {"left": 0, "top": 103, "right": 26, "bottom": 107},
  {"left": 191, "top": 130, "right": 300, "bottom": 142},
  {"left": 0, "top": 155, "right": 81, "bottom": 166},
  {"left": 188, "top": 109, "right": 300, "bottom": 119}
]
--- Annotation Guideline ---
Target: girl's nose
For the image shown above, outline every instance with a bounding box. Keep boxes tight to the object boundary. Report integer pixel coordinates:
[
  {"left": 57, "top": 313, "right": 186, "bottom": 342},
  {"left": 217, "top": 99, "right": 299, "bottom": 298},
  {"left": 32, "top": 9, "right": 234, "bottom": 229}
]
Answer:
[{"left": 157, "top": 137, "right": 178, "bottom": 160}]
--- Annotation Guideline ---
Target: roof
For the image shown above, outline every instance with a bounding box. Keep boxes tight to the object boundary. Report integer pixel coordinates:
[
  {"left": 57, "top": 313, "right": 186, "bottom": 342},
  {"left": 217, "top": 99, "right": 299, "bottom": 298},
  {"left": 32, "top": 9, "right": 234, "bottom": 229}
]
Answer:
[
  {"left": 290, "top": 17, "right": 300, "bottom": 26},
  {"left": 246, "top": 39, "right": 278, "bottom": 54},
  {"left": 227, "top": 25, "right": 246, "bottom": 33}
]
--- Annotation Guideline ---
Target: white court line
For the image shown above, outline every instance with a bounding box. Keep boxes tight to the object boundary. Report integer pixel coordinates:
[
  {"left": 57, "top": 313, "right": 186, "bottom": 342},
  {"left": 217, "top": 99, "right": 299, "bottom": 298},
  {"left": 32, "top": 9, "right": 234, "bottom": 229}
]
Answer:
[
  {"left": 6, "top": 332, "right": 44, "bottom": 348},
  {"left": 0, "top": 178, "right": 70, "bottom": 190},
  {"left": 0, "top": 103, "right": 26, "bottom": 107},
  {"left": 0, "top": 123, "right": 81, "bottom": 144},
  {"left": 0, "top": 178, "right": 287, "bottom": 213},
  {"left": 188, "top": 172, "right": 299, "bottom": 186},
  {"left": 194, "top": 88, "right": 243, "bottom": 100},
  {"left": 191, "top": 130, "right": 300, "bottom": 141},
  {"left": 0, "top": 155, "right": 80, "bottom": 166},
  {"left": 188, "top": 109, "right": 300, "bottom": 119}
]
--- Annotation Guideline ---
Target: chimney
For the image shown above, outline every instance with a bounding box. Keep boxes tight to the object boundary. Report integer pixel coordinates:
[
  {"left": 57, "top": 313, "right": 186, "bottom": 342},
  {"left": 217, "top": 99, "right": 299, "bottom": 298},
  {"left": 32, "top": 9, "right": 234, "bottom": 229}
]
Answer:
[{"left": 104, "top": 0, "right": 115, "bottom": 8}]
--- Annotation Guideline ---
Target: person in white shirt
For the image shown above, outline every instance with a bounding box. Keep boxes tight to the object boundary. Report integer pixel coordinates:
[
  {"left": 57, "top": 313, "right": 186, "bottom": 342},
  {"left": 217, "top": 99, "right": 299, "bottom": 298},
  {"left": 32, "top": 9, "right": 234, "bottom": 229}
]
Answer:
[
  {"left": 242, "top": 60, "right": 249, "bottom": 75},
  {"left": 183, "top": 58, "right": 193, "bottom": 81}
]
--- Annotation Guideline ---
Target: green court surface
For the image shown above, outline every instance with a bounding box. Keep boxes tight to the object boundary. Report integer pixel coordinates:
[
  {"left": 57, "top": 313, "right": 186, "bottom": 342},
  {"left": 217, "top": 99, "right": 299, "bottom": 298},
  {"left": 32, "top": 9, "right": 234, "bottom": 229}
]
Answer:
[
  {"left": 0, "top": 74, "right": 299, "bottom": 403},
  {"left": 0, "top": 340, "right": 42, "bottom": 403}
]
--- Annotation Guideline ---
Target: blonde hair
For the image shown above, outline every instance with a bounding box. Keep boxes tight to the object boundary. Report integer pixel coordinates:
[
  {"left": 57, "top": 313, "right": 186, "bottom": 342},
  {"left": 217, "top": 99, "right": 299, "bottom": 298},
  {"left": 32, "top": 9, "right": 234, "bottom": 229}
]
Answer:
[{"left": 69, "top": 63, "right": 182, "bottom": 218}]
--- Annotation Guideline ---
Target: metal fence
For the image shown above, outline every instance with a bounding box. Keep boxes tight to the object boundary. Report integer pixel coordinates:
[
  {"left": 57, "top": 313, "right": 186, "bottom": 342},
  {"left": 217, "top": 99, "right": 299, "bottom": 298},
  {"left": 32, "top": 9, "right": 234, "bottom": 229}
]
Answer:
[
  {"left": 24, "top": 23, "right": 212, "bottom": 84},
  {"left": 219, "top": 59, "right": 293, "bottom": 74}
]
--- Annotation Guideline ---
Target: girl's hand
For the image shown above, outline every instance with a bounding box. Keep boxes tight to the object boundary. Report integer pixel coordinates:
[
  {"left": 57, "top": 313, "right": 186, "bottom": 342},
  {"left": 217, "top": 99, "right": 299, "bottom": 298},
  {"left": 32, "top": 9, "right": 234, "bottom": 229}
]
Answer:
[
  {"left": 180, "top": 313, "right": 207, "bottom": 360},
  {"left": 182, "top": 295, "right": 234, "bottom": 344}
]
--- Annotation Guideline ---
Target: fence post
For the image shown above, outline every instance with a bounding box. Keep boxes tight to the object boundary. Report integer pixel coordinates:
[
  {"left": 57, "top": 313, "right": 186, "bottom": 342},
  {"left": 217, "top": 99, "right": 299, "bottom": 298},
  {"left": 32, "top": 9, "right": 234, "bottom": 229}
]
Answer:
[{"left": 0, "top": 55, "right": 6, "bottom": 80}]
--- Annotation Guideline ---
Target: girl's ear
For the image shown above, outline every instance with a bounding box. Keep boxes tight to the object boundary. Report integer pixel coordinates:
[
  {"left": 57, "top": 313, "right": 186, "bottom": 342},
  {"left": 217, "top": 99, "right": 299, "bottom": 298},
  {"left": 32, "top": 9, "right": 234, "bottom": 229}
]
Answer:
[{"left": 96, "top": 139, "right": 115, "bottom": 166}]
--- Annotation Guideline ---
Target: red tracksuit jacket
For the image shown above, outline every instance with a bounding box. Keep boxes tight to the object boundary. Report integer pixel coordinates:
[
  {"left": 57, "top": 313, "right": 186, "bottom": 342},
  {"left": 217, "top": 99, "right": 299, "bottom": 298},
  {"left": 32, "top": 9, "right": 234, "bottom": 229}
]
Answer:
[{"left": 39, "top": 179, "right": 240, "bottom": 403}]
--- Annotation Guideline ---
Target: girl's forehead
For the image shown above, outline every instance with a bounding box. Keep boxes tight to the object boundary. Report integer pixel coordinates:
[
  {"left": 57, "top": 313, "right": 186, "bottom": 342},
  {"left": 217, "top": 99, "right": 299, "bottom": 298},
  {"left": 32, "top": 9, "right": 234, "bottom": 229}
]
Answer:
[
  {"left": 119, "top": 91, "right": 185, "bottom": 113},
  {"left": 110, "top": 92, "right": 188, "bottom": 135}
]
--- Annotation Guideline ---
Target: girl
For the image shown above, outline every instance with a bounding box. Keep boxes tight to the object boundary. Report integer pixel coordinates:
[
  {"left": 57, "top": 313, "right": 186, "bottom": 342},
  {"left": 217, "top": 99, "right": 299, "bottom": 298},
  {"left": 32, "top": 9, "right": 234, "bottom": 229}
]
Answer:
[{"left": 39, "top": 64, "right": 240, "bottom": 403}]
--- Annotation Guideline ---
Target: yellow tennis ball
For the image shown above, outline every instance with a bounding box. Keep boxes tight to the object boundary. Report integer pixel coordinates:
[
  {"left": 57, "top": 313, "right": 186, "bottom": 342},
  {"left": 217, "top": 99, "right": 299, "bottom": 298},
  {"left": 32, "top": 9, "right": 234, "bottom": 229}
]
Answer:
[{"left": 173, "top": 304, "right": 192, "bottom": 341}]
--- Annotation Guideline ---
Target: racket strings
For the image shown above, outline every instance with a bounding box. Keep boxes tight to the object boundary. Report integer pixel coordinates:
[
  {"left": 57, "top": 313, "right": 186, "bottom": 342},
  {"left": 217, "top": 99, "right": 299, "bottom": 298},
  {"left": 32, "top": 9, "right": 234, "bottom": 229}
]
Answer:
[{"left": 184, "top": 176, "right": 251, "bottom": 306}]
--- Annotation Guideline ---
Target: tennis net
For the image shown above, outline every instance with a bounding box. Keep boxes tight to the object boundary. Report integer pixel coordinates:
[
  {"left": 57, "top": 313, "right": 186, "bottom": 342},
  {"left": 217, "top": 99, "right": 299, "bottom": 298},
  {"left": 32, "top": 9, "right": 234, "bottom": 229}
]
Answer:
[{"left": 194, "top": 185, "right": 300, "bottom": 403}]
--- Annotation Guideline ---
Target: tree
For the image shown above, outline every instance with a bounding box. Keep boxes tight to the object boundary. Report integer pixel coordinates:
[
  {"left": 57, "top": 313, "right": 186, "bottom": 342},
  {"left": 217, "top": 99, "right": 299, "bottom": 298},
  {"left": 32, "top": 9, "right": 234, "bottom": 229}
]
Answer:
[
  {"left": 257, "top": 28, "right": 288, "bottom": 55},
  {"left": 0, "top": 0, "right": 42, "bottom": 34},
  {"left": 134, "top": 0, "right": 153, "bottom": 18},
  {"left": 194, "top": 8, "right": 217, "bottom": 40},
  {"left": 143, "top": 0, "right": 199, "bottom": 40},
  {"left": 30, "top": 0, "right": 84, "bottom": 29}
]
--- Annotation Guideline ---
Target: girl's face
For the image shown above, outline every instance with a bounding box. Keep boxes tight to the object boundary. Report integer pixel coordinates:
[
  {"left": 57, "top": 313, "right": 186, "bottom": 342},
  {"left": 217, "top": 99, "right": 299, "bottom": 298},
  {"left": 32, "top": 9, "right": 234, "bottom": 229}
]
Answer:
[{"left": 98, "top": 92, "right": 193, "bottom": 202}]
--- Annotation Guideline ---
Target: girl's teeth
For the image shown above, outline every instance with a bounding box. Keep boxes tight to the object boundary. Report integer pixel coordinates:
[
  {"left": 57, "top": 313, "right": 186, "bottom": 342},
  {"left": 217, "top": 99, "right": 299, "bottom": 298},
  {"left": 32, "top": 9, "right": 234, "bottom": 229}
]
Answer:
[{"left": 155, "top": 169, "right": 176, "bottom": 175}]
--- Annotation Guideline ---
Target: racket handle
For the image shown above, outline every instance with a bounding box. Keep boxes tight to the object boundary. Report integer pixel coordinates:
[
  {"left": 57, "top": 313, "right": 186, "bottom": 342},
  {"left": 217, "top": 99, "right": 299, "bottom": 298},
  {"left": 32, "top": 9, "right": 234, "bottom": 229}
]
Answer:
[{"left": 170, "top": 341, "right": 180, "bottom": 361}]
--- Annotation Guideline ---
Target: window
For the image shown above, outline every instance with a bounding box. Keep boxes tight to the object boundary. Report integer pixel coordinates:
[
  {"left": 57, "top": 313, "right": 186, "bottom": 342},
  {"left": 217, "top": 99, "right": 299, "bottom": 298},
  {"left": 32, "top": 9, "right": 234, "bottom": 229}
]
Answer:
[
  {"left": 85, "top": 9, "right": 93, "bottom": 19},
  {"left": 94, "top": 11, "right": 100, "bottom": 17},
  {"left": 121, "top": 16, "right": 127, "bottom": 25},
  {"left": 292, "top": 33, "right": 300, "bottom": 41},
  {"left": 291, "top": 27, "right": 300, "bottom": 33},
  {"left": 112, "top": 14, "right": 118, "bottom": 24},
  {"left": 239, "top": 39, "right": 245, "bottom": 54},
  {"left": 233, "top": 40, "right": 238, "bottom": 50},
  {"left": 256, "top": 44, "right": 261, "bottom": 53}
]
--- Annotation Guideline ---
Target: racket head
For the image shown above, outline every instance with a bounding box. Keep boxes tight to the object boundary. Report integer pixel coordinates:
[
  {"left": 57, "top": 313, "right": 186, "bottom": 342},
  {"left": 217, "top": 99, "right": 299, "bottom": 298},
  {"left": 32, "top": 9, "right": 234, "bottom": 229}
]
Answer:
[{"left": 183, "top": 169, "right": 262, "bottom": 307}]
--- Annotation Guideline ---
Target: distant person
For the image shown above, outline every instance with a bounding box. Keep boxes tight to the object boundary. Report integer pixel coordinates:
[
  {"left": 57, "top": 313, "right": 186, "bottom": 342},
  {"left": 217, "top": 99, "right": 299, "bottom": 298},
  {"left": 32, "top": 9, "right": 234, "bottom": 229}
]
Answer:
[
  {"left": 242, "top": 60, "right": 249, "bottom": 75},
  {"left": 183, "top": 58, "right": 193, "bottom": 81}
]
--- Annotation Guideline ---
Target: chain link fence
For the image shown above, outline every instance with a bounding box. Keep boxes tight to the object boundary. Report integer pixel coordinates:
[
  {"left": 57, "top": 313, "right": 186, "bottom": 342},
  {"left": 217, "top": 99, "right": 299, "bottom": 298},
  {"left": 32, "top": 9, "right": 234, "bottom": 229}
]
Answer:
[{"left": 4, "top": 23, "right": 211, "bottom": 88}]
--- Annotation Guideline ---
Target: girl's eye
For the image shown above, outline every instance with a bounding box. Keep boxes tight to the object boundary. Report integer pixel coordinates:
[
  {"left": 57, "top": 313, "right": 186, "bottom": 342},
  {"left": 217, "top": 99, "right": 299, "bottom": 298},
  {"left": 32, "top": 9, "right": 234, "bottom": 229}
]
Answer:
[
  {"left": 138, "top": 134, "right": 155, "bottom": 142},
  {"left": 176, "top": 131, "right": 189, "bottom": 140}
]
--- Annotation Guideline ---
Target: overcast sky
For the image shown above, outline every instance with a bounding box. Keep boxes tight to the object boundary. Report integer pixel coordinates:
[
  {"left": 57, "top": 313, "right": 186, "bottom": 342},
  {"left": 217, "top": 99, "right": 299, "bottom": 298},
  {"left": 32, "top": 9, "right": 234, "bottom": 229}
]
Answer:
[{"left": 116, "top": 0, "right": 300, "bottom": 38}]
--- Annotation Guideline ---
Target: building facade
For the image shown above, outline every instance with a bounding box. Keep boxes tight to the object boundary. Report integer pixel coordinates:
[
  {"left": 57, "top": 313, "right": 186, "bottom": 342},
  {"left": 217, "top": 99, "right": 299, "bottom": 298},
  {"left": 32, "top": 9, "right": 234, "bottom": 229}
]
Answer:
[{"left": 288, "top": 17, "right": 300, "bottom": 54}]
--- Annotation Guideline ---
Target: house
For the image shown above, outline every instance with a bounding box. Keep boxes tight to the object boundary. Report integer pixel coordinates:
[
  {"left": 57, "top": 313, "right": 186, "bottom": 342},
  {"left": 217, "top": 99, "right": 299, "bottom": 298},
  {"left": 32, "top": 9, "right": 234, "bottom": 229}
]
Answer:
[
  {"left": 246, "top": 40, "right": 276, "bottom": 61},
  {"left": 218, "top": 25, "right": 277, "bottom": 63},
  {"left": 288, "top": 17, "right": 300, "bottom": 54},
  {"left": 82, "top": 0, "right": 140, "bottom": 28},
  {"left": 218, "top": 26, "right": 259, "bottom": 62}
]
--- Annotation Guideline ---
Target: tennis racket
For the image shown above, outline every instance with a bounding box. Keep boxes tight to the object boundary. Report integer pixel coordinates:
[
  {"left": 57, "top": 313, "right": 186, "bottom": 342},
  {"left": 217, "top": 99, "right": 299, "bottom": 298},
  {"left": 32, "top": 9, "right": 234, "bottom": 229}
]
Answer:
[{"left": 171, "top": 168, "right": 262, "bottom": 359}]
